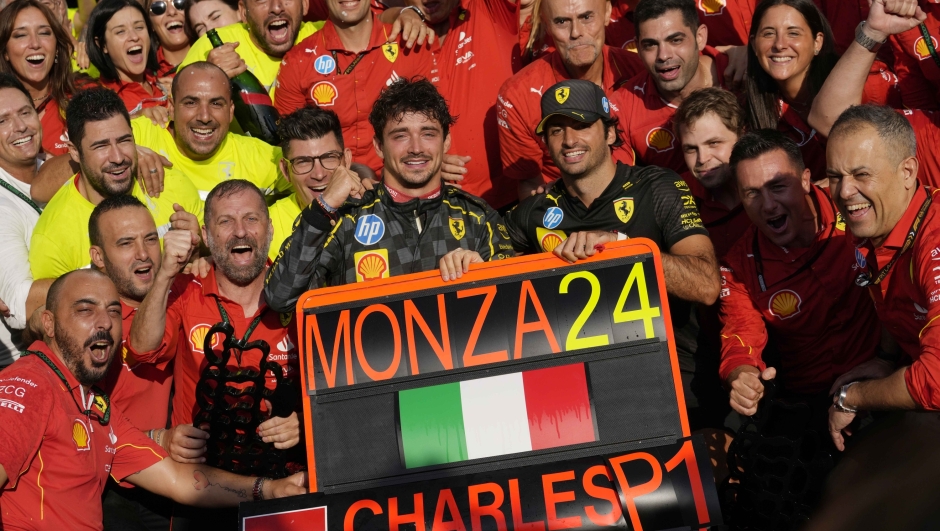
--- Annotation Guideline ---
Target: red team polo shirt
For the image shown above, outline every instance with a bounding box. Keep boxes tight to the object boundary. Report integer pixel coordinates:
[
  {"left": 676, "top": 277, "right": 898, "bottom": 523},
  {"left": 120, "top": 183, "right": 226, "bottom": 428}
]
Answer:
[
  {"left": 98, "top": 76, "right": 170, "bottom": 115},
  {"left": 612, "top": 46, "right": 728, "bottom": 174},
  {"left": 128, "top": 268, "right": 300, "bottom": 427},
  {"left": 718, "top": 186, "right": 880, "bottom": 394},
  {"left": 496, "top": 46, "right": 643, "bottom": 186},
  {"left": 606, "top": 0, "right": 637, "bottom": 51},
  {"left": 606, "top": 0, "right": 755, "bottom": 51},
  {"left": 856, "top": 186, "right": 940, "bottom": 409},
  {"left": 0, "top": 342, "right": 166, "bottom": 530},
  {"left": 685, "top": 173, "right": 750, "bottom": 259},
  {"left": 433, "top": 0, "right": 521, "bottom": 209},
  {"left": 905, "top": 109, "right": 940, "bottom": 188},
  {"left": 274, "top": 13, "right": 434, "bottom": 172},
  {"left": 38, "top": 98, "right": 68, "bottom": 156},
  {"left": 890, "top": 2, "right": 940, "bottom": 110}
]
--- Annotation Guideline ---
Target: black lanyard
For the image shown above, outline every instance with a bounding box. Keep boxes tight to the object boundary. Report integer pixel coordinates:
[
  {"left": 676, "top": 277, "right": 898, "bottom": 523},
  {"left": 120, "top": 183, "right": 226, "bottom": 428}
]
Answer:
[
  {"left": 213, "top": 297, "right": 266, "bottom": 349},
  {"left": 752, "top": 197, "right": 836, "bottom": 292},
  {"left": 919, "top": 23, "right": 940, "bottom": 70},
  {"left": 22, "top": 349, "right": 110, "bottom": 425},
  {"left": 331, "top": 50, "right": 367, "bottom": 75},
  {"left": 855, "top": 191, "right": 933, "bottom": 287},
  {"left": 0, "top": 178, "right": 41, "bottom": 215}
]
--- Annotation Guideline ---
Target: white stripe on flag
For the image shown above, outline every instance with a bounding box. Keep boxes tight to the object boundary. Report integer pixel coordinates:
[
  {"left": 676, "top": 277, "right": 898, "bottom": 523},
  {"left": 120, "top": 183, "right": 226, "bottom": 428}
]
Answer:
[{"left": 460, "top": 373, "right": 532, "bottom": 459}]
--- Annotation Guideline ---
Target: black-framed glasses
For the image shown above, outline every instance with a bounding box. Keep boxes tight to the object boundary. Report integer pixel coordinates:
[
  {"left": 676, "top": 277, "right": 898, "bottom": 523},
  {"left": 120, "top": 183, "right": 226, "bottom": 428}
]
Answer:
[
  {"left": 288, "top": 151, "right": 343, "bottom": 174},
  {"left": 150, "top": 0, "right": 185, "bottom": 15}
]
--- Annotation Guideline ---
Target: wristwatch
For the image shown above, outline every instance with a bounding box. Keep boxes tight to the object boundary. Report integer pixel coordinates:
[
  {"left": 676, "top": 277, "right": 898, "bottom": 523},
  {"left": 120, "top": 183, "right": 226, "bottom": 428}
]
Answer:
[
  {"left": 855, "top": 21, "right": 885, "bottom": 53},
  {"left": 834, "top": 381, "right": 858, "bottom": 413},
  {"left": 402, "top": 5, "right": 427, "bottom": 23}
]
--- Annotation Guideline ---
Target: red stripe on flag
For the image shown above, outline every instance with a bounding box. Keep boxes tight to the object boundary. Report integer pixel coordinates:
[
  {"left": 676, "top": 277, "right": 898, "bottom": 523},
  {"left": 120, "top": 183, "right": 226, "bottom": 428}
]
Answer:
[
  {"left": 522, "top": 363, "right": 596, "bottom": 451},
  {"left": 240, "top": 90, "right": 274, "bottom": 107},
  {"left": 243, "top": 506, "right": 326, "bottom": 531}
]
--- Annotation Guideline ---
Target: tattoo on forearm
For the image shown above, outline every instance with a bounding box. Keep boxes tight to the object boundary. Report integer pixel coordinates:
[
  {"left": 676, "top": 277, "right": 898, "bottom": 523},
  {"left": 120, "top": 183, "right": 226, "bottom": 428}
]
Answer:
[{"left": 192, "top": 469, "right": 249, "bottom": 499}]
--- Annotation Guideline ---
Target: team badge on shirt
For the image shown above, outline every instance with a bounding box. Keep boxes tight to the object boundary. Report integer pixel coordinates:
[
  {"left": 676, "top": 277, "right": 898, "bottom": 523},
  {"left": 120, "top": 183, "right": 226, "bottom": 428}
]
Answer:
[
  {"left": 72, "top": 419, "right": 91, "bottom": 451},
  {"left": 555, "top": 86, "right": 570, "bottom": 104},
  {"left": 536, "top": 227, "right": 567, "bottom": 253},
  {"left": 310, "top": 82, "right": 338, "bottom": 106},
  {"left": 355, "top": 214, "right": 386, "bottom": 245},
  {"left": 449, "top": 217, "right": 466, "bottom": 240},
  {"left": 355, "top": 249, "right": 390, "bottom": 282},
  {"left": 915, "top": 36, "right": 940, "bottom": 61},
  {"left": 769, "top": 289, "right": 802, "bottom": 320},
  {"left": 314, "top": 55, "right": 336, "bottom": 75},
  {"left": 698, "top": 0, "right": 725, "bottom": 16},
  {"left": 835, "top": 212, "right": 846, "bottom": 232},
  {"left": 646, "top": 127, "right": 675, "bottom": 153},
  {"left": 280, "top": 312, "right": 293, "bottom": 327},
  {"left": 855, "top": 248, "right": 867, "bottom": 269},
  {"left": 383, "top": 43, "right": 399, "bottom": 63},
  {"left": 543, "top": 206, "right": 564, "bottom": 229},
  {"left": 189, "top": 324, "right": 222, "bottom": 353},
  {"left": 613, "top": 197, "right": 634, "bottom": 223}
]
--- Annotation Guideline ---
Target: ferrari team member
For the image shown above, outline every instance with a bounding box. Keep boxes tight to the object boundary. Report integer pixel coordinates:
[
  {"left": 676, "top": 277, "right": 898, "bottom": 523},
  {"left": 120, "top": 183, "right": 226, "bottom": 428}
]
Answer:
[
  {"left": 89, "top": 196, "right": 194, "bottom": 530},
  {"left": 719, "top": 130, "right": 880, "bottom": 418},
  {"left": 28, "top": 88, "right": 203, "bottom": 280},
  {"left": 888, "top": 1, "right": 940, "bottom": 110},
  {"left": 504, "top": 79, "right": 722, "bottom": 429},
  {"left": 0, "top": 269, "right": 305, "bottom": 530},
  {"left": 405, "top": 0, "right": 522, "bottom": 209},
  {"left": 675, "top": 87, "right": 750, "bottom": 259},
  {"left": 273, "top": 0, "right": 436, "bottom": 172},
  {"left": 264, "top": 78, "right": 514, "bottom": 313},
  {"left": 613, "top": 0, "right": 729, "bottom": 174},
  {"left": 496, "top": 0, "right": 644, "bottom": 200},
  {"left": 825, "top": 104, "right": 940, "bottom": 450},
  {"left": 269, "top": 107, "right": 351, "bottom": 261},
  {"left": 807, "top": 0, "right": 940, "bottom": 188},
  {"left": 132, "top": 62, "right": 291, "bottom": 200}
]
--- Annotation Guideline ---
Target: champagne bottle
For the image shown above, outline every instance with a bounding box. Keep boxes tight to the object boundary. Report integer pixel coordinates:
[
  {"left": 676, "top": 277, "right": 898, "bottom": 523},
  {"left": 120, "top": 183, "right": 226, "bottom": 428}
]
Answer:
[{"left": 206, "top": 29, "right": 280, "bottom": 145}]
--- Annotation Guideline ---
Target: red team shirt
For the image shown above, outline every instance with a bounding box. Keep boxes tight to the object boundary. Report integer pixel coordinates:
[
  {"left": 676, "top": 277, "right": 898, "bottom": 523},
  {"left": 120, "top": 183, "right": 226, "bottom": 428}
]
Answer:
[
  {"left": 496, "top": 46, "right": 643, "bottom": 186},
  {"left": 38, "top": 98, "right": 69, "bottom": 156},
  {"left": 685, "top": 174, "right": 750, "bottom": 259},
  {"left": 433, "top": 0, "right": 521, "bottom": 209},
  {"left": 613, "top": 46, "right": 728, "bottom": 174},
  {"left": 0, "top": 342, "right": 166, "bottom": 530},
  {"left": 274, "top": 13, "right": 434, "bottom": 172},
  {"left": 856, "top": 186, "right": 940, "bottom": 409},
  {"left": 890, "top": 2, "right": 940, "bottom": 110},
  {"left": 905, "top": 109, "right": 940, "bottom": 188},
  {"left": 128, "top": 268, "right": 300, "bottom": 427},
  {"left": 718, "top": 186, "right": 880, "bottom": 394},
  {"left": 98, "top": 76, "right": 170, "bottom": 115},
  {"left": 692, "top": 0, "right": 756, "bottom": 46}
]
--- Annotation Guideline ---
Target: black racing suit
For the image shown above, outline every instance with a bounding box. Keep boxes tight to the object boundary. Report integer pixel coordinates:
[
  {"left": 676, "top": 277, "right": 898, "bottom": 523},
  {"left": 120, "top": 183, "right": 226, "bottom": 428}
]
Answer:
[{"left": 264, "top": 184, "right": 515, "bottom": 313}]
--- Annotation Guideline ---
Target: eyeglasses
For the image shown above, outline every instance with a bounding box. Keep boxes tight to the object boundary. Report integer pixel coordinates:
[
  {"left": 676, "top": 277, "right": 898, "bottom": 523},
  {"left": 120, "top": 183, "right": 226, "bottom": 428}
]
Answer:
[
  {"left": 150, "top": 0, "right": 185, "bottom": 15},
  {"left": 288, "top": 152, "right": 343, "bottom": 174}
]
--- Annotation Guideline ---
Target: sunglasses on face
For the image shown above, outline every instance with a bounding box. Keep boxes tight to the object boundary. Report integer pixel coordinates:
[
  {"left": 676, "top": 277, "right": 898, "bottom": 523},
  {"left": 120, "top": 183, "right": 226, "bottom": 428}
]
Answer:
[{"left": 150, "top": 0, "right": 185, "bottom": 16}]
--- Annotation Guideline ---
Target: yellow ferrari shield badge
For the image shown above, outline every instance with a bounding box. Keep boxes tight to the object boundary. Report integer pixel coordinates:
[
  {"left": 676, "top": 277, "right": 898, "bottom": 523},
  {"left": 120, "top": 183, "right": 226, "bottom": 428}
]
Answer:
[
  {"left": 613, "top": 197, "right": 634, "bottom": 224},
  {"left": 555, "top": 86, "right": 570, "bottom": 104},
  {"left": 383, "top": 43, "right": 399, "bottom": 63},
  {"left": 449, "top": 217, "right": 466, "bottom": 240}
]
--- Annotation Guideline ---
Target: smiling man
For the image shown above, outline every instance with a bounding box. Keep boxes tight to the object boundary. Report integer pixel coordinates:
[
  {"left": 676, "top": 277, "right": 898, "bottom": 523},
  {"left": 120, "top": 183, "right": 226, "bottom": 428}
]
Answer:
[
  {"left": 29, "top": 88, "right": 203, "bottom": 280},
  {"left": 264, "top": 78, "right": 513, "bottom": 312},
  {"left": 717, "top": 129, "right": 879, "bottom": 419},
  {"left": 612, "top": 0, "right": 729, "bottom": 174},
  {"left": 131, "top": 61, "right": 291, "bottom": 200}
]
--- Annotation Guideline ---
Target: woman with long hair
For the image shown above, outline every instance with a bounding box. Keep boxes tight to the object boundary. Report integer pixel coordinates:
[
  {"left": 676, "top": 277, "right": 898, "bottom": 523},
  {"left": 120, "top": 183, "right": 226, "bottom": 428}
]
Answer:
[
  {"left": 86, "top": 0, "right": 169, "bottom": 116},
  {"left": 184, "top": 0, "right": 240, "bottom": 42},
  {"left": 743, "top": 0, "right": 899, "bottom": 179},
  {"left": 0, "top": 0, "right": 81, "bottom": 156}
]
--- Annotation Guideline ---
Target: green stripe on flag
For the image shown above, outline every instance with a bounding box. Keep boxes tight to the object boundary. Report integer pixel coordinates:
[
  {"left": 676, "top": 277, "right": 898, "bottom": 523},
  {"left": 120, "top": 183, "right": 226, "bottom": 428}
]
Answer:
[{"left": 399, "top": 382, "right": 468, "bottom": 468}]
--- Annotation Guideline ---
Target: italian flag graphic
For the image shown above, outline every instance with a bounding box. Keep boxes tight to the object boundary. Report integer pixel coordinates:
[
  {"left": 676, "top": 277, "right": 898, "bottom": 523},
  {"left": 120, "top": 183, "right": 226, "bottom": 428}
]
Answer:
[{"left": 398, "top": 363, "right": 597, "bottom": 469}]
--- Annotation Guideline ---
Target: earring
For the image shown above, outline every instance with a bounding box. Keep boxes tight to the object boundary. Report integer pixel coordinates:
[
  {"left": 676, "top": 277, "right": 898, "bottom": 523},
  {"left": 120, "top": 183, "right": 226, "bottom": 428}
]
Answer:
[
  {"left": 814, "top": 49, "right": 819, "bottom": 55},
  {"left": 54, "top": 55, "right": 58, "bottom": 64}
]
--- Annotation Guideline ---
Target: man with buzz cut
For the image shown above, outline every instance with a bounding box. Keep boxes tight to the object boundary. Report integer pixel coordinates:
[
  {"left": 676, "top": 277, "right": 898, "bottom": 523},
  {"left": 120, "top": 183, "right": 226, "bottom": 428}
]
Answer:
[
  {"left": 28, "top": 88, "right": 204, "bottom": 281},
  {"left": 504, "top": 79, "right": 722, "bottom": 429}
]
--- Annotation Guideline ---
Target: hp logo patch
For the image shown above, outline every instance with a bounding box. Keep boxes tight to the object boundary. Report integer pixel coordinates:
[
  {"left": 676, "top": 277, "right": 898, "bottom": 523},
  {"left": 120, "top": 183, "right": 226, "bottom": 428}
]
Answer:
[
  {"left": 355, "top": 214, "right": 385, "bottom": 245},
  {"left": 314, "top": 55, "right": 336, "bottom": 75},
  {"left": 543, "top": 207, "right": 564, "bottom": 229},
  {"left": 602, "top": 97, "right": 610, "bottom": 113}
]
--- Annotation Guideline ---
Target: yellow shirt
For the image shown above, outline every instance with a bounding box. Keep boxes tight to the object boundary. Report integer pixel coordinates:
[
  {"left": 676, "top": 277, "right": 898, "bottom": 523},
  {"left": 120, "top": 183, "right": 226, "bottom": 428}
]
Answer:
[
  {"left": 29, "top": 171, "right": 204, "bottom": 280},
  {"left": 179, "top": 21, "right": 323, "bottom": 96},
  {"left": 267, "top": 193, "right": 303, "bottom": 261},
  {"left": 131, "top": 116, "right": 291, "bottom": 200}
]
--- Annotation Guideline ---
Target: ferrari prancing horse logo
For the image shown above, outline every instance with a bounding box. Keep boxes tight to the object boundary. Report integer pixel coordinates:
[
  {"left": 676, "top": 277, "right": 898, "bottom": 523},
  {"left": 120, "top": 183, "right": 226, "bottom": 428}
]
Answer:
[
  {"left": 613, "top": 197, "right": 634, "bottom": 224},
  {"left": 555, "top": 86, "right": 570, "bottom": 104},
  {"left": 383, "top": 43, "right": 399, "bottom": 63},
  {"left": 449, "top": 217, "right": 466, "bottom": 240}
]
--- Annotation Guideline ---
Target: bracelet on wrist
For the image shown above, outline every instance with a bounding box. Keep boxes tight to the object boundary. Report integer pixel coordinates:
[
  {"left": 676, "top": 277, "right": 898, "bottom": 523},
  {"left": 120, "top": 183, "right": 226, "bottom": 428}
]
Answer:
[
  {"left": 252, "top": 477, "right": 267, "bottom": 501},
  {"left": 316, "top": 195, "right": 338, "bottom": 216},
  {"left": 835, "top": 381, "right": 859, "bottom": 413},
  {"left": 402, "top": 5, "right": 426, "bottom": 22}
]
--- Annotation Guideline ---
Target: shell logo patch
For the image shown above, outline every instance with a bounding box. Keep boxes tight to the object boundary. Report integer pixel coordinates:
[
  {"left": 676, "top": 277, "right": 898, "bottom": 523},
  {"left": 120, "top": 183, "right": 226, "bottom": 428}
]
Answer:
[
  {"left": 449, "top": 217, "right": 466, "bottom": 240},
  {"left": 383, "top": 43, "right": 399, "bottom": 63},
  {"left": 355, "top": 249, "right": 390, "bottom": 282},
  {"left": 189, "top": 324, "right": 221, "bottom": 353},
  {"left": 72, "top": 419, "right": 90, "bottom": 451},
  {"left": 536, "top": 227, "right": 567, "bottom": 253},
  {"left": 915, "top": 36, "right": 940, "bottom": 60},
  {"left": 698, "top": 0, "right": 725, "bottom": 15},
  {"left": 613, "top": 197, "right": 634, "bottom": 224},
  {"left": 310, "top": 81, "right": 338, "bottom": 106},
  {"left": 622, "top": 39, "right": 637, "bottom": 53},
  {"left": 769, "top": 289, "right": 802, "bottom": 319},
  {"left": 555, "top": 86, "right": 570, "bottom": 104},
  {"left": 646, "top": 127, "right": 675, "bottom": 153}
]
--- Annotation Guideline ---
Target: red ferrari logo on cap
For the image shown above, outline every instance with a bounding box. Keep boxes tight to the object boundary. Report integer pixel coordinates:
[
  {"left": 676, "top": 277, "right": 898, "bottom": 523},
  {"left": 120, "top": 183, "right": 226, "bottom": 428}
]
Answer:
[{"left": 646, "top": 127, "right": 675, "bottom": 153}]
